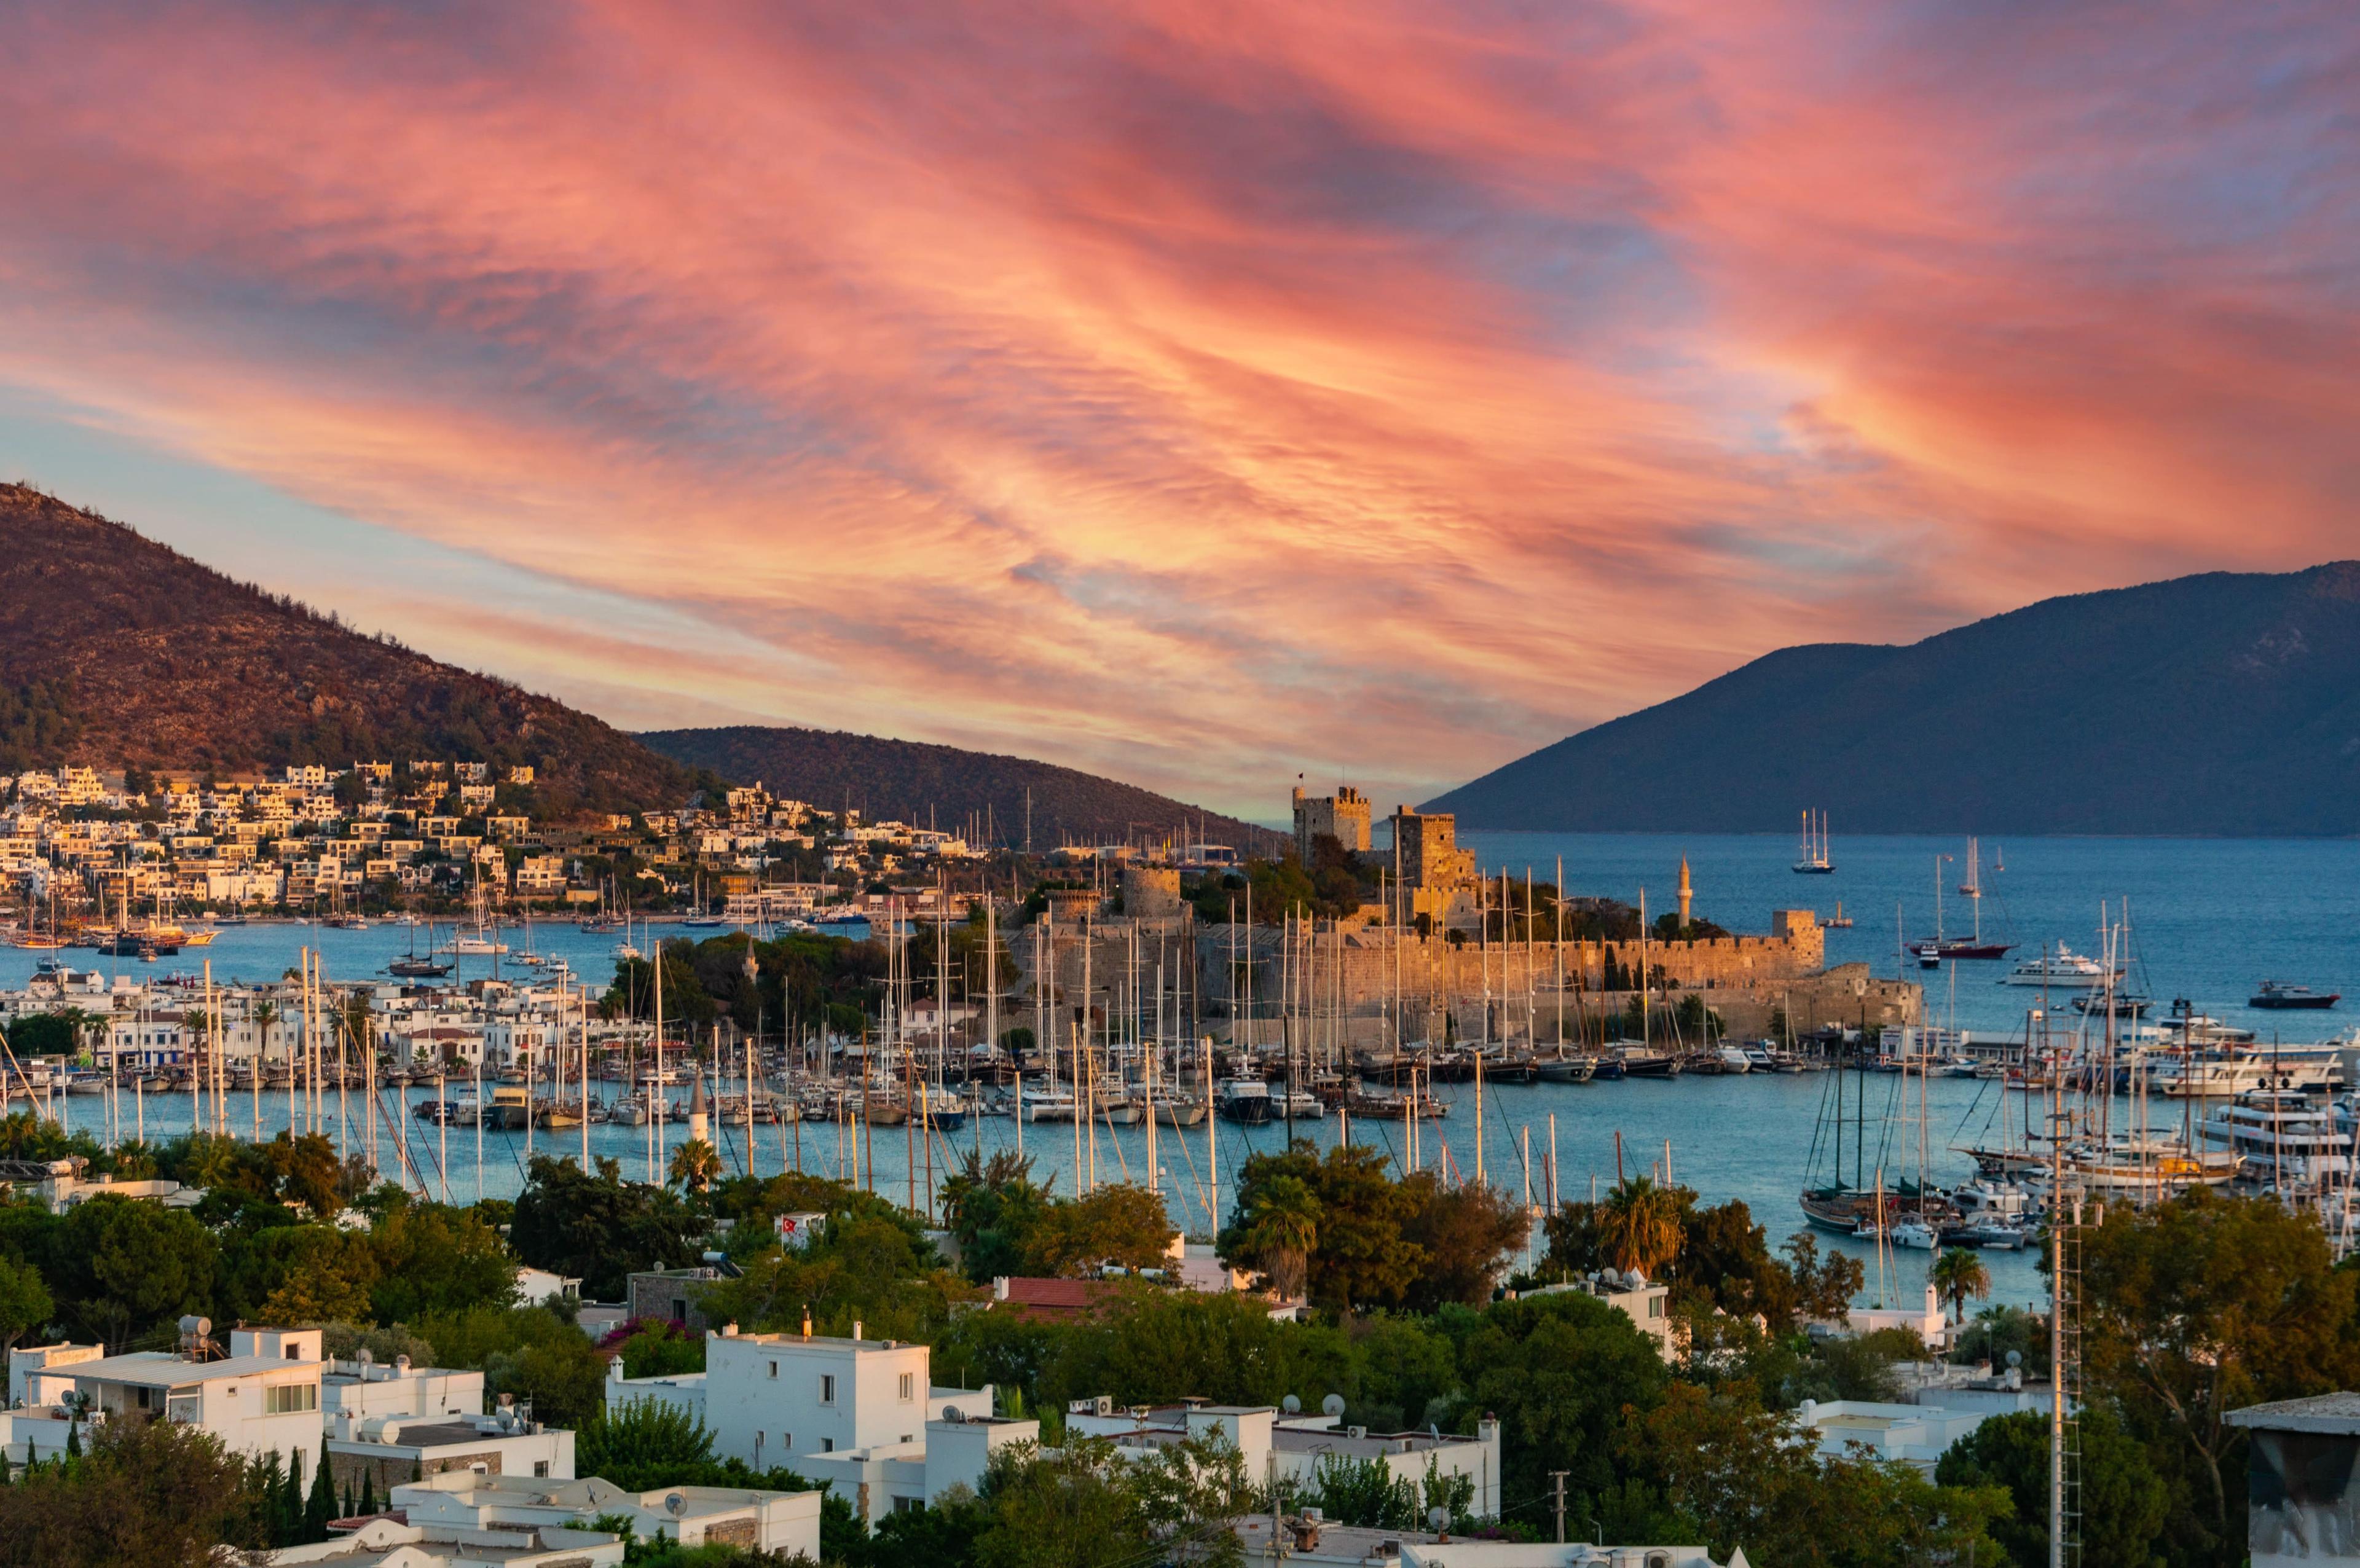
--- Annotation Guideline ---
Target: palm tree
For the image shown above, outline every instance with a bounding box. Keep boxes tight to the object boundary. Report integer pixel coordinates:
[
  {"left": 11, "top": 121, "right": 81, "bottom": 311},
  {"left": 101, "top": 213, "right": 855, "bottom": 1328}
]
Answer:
[
  {"left": 668, "top": 1138, "right": 720, "bottom": 1193},
  {"left": 1595, "top": 1175, "right": 1685, "bottom": 1279},
  {"left": 250, "top": 1000, "right": 280, "bottom": 1077},
  {"left": 1238, "top": 1174, "right": 1321, "bottom": 1299},
  {"left": 1931, "top": 1248, "right": 1991, "bottom": 1325}
]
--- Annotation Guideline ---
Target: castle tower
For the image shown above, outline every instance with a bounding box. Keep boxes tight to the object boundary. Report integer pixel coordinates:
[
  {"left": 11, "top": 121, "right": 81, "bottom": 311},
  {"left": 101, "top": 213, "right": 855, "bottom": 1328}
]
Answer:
[{"left": 1677, "top": 856, "right": 1693, "bottom": 928}]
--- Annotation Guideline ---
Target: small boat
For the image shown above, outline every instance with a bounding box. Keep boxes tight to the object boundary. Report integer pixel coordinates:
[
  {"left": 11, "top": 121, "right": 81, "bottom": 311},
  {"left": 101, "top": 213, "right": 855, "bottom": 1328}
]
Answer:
[
  {"left": 1714, "top": 1045, "right": 1754, "bottom": 1075},
  {"left": 389, "top": 956, "right": 453, "bottom": 979},
  {"left": 2000, "top": 946, "right": 2119, "bottom": 990},
  {"left": 1535, "top": 1054, "right": 1597, "bottom": 1084},
  {"left": 1821, "top": 903, "right": 1854, "bottom": 930},
  {"left": 1214, "top": 1078, "right": 1275, "bottom": 1124},
  {"left": 1154, "top": 1097, "right": 1209, "bottom": 1127},
  {"left": 2251, "top": 981, "right": 2340, "bottom": 1011},
  {"left": 1618, "top": 1048, "right": 1681, "bottom": 1078},
  {"left": 2072, "top": 991, "right": 2152, "bottom": 1017}
]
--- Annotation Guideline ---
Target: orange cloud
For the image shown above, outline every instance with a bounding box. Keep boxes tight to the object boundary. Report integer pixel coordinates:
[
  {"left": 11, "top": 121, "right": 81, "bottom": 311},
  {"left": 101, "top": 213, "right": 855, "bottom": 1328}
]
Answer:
[{"left": 0, "top": 1, "right": 2349, "bottom": 815}]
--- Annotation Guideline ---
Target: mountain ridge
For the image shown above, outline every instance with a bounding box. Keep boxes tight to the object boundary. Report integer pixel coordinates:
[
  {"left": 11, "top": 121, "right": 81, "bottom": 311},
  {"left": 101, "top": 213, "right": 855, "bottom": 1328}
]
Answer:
[
  {"left": 0, "top": 484, "right": 695, "bottom": 812},
  {"left": 639, "top": 724, "right": 1280, "bottom": 851},
  {"left": 1426, "top": 560, "right": 2360, "bottom": 836}
]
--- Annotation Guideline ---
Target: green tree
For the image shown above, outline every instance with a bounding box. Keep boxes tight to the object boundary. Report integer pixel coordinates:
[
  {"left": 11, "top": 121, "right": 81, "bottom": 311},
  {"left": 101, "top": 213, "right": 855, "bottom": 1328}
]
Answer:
[
  {"left": 369, "top": 1201, "right": 518, "bottom": 1322},
  {"left": 1937, "top": 1406, "right": 2170, "bottom": 1568},
  {"left": 0, "top": 1254, "right": 55, "bottom": 1357},
  {"left": 252, "top": 1225, "right": 381, "bottom": 1325},
  {"left": 2077, "top": 1189, "right": 2360, "bottom": 1562},
  {"left": 1217, "top": 1142, "right": 1425, "bottom": 1313},
  {"left": 0, "top": 1416, "right": 249, "bottom": 1568},
  {"left": 667, "top": 1139, "right": 721, "bottom": 1195},
  {"left": 52, "top": 1196, "right": 217, "bottom": 1350},
  {"left": 1401, "top": 1174, "right": 1528, "bottom": 1311},
  {"left": 941, "top": 1150, "right": 1050, "bottom": 1282},
  {"left": 1630, "top": 1379, "right": 2008, "bottom": 1567},
  {"left": 1222, "top": 1173, "right": 1321, "bottom": 1299},
  {"left": 1452, "top": 1288, "right": 1672, "bottom": 1510},
  {"left": 1593, "top": 1176, "right": 1685, "bottom": 1278},
  {"left": 1020, "top": 1184, "right": 1176, "bottom": 1278},
  {"left": 509, "top": 1155, "right": 702, "bottom": 1299},
  {"left": 575, "top": 1401, "right": 723, "bottom": 1491},
  {"left": 1931, "top": 1247, "right": 1992, "bottom": 1325}
]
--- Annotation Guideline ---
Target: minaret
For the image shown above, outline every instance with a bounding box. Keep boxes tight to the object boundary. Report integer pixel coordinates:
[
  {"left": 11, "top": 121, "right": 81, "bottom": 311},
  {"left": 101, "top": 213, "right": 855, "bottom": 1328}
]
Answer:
[
  {"left": 1677, "top": 857, "right": 1693, "bottom": 929},
  {"left": 687, "top": 1065, "right": 709, "bottom": 1147}
]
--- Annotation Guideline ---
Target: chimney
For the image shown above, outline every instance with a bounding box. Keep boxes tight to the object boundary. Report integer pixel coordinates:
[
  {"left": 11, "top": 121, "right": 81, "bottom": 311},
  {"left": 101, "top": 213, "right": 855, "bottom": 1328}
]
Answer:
[
  {"left": 852, "top": 1320, "right": 863, "bottom": 1341},
  {"left": 801, "top": 1307, "right": 812, "bottom": 1341}
]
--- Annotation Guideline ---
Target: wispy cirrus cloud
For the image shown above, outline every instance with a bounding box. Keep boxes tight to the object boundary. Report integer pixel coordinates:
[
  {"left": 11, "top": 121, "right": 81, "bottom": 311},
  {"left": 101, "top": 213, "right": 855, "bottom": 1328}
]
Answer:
[{"left": 0, "top": 0, "right": 2351, "bottom": 815}]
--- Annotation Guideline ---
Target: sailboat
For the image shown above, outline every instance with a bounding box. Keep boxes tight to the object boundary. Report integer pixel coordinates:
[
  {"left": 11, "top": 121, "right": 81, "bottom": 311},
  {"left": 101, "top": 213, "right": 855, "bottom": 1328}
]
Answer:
[
  {"left": 389, "top": 919, "right": 453, "bottom": 979},
  {"left": 1821, "top": 901, "right": 1854, "bottom": 930},
  {"left": 1791, "top": 809, "right": 1834, "bottom": 874},
  {"left": 1919, "top": 837, "right": 2015, "bottom": 960}
]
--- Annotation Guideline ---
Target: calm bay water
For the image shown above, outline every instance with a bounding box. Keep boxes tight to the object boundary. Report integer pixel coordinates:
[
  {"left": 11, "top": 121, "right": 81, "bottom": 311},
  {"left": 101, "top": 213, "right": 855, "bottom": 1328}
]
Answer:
[{"left": 26, "top": 834, "right": 2359, "bottom": 1309}]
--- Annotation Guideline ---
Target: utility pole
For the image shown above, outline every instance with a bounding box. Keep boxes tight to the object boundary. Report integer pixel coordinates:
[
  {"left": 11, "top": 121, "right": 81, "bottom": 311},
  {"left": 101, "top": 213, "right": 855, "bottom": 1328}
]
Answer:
[{"left": 1550, "top": 1471, "right": 1568, "bottom": 1544}]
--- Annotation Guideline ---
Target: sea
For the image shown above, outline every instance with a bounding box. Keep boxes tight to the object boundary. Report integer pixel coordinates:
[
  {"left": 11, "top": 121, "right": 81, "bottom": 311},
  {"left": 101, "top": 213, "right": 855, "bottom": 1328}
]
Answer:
[{"left": 16, "top": 833, "right": 2358, "bottom": 1312}]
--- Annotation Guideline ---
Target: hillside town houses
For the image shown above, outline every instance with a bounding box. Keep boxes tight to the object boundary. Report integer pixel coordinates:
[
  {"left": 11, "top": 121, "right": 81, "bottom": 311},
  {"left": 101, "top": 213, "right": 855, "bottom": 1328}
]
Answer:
[{"left": 1, "top": 761, "right": 981, "bottom": 921}]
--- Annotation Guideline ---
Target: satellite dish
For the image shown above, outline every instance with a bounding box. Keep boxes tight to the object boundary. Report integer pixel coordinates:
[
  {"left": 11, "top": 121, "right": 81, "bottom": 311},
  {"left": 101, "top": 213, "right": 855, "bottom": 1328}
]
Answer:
[
  {"left": 1321, "top": 1394, "right": 1346, "bottom": 1418},
  {"left": 942, "top": 1406, "right": 964, "bottom": 1423},
  {"left": 1281, "top": 1395, "right": 1300, "bottom": 1414},
  {"left": 2005, "top": 1350, "right": 2023, "bottom": 1369},
  {"left": 356, "top": 1348, "right": 374, "bottom": 1366},
  {"left": 1427, "top": 1506, "right": 1452, "bottom": 1532},
  {"left": 666, "top": 1493, "right": 688, "bottom": 1517}
]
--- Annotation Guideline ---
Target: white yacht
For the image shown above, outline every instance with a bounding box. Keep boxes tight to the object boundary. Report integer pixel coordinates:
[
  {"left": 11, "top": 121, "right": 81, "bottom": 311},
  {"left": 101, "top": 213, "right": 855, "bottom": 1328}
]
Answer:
[
  {"left": 2200, "top": 1090, "right": 2351, "bottom": 1185},
  {"left": 1999, "top": 946, "right": 2120, "bottom": 989},
  {"left": 2153, "top": 1043, "right": 2342, "bottom": 1099}
]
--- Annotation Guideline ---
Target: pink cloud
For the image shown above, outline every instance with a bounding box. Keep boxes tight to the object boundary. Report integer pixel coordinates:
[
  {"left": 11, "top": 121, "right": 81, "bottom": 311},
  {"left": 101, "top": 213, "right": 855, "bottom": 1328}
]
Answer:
[{"left": 0, "top": 0, "right": 2350, "bottom": 815}]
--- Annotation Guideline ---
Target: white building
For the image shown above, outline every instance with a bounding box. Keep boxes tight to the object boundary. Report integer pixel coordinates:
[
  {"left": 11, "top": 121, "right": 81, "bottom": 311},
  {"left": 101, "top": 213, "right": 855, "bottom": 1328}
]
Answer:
[
  {"left": 1068, "top": 1400, "right": 1504, "bottom": 1521},
  {"left": 1508, "top": 1273, "right": 1677, "bottom": 1362},
  {"left": 1793, "top": 1399, "right": 1994, "bottom": 1474},
  {"left": 321, "top": 1350, "right": 573, "bottom": 1492},
  {"left": 1399, "top": 1542, "right": 1742, "bottom": 1568},
  {"left": 63, "top": 1323, "right": 326, "bottom": 1461},
  {"left": 391, "top": 1471, "right": 821, "bottom": 1558},
  {"left": 252, "top": 1515, "right": 625, "bottom": 1567},
  {"left": 606, "top": 1323, "right": 1011, "bottom": 1524}
]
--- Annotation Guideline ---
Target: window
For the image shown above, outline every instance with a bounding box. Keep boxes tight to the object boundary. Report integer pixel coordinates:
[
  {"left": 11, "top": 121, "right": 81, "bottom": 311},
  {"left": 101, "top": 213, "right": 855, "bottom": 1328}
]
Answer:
[
  {"left": 534, "top": 1461, "right": 550, "bottom": 1478},
  {"left": 1648, "top": 1297, "right": 1666, "bottom": 1319},
  {"left": 820, "top": 1375, "right": 836, "bottom": 1404},
  {"left": 892, "top": 1496, "right": 921, "bottom": 1513},
  {"left": 166, "top": 1394, "right": 202, "bottom": 1425},
  {"left": 821, "top": 1437, "right": 835, "bottom": 1453},
  {"left": 898, "top": 1373, "right": 913, "bottom": 1402},
  {"left": 769, "top": 1362, "right": 778, "bottom": 1379},
  {"left": 264, "top": 1383, "right": 319, "bottom": 1414}
]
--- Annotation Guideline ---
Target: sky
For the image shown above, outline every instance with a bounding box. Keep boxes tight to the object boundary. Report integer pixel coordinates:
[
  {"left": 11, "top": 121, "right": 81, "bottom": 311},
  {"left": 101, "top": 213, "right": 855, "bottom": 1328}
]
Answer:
[{"left": 0, "top": 1, "right": 2352, "bottom": 821}]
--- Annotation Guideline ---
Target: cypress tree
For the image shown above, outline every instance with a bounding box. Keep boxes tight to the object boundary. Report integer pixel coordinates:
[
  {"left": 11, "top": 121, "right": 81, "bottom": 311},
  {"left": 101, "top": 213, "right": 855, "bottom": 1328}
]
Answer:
[
  {"left": 304, "top": 1444, "right": 337, "bottom": 1540},
  {"left": 280, "top": 1450, "right": 304, "bottom": 1547},
  {"left": 357, "top": 1469, "right": 377, "bottom": 1518},
  {"left": 65, "top": 1421, "right": 81, "bottom": 1459}
]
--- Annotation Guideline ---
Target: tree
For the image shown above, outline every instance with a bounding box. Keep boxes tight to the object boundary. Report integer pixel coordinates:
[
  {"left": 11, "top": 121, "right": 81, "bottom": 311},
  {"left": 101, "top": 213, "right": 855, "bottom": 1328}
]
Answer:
[
  {"left": 1021, "top": 1185, "right": 1176, "bottom": 1278},
  {"left": 0, "top": 1255, "right": 54, "bottom": 1357},
  {"left": 1937, "top": 1406, "right": 2170, "bottom": 1568},
  {"left": 369, "top": 1201, "right": 519, "bottom": 1322},
  {"left": 52, "top": 1196, "right": 216, "bottom": 1350},
  {"left": 1594, "top": 1177, "right": 1685, "bottom": 1278},
  {"left": 1399, "top": 1174, "right": 1527, "bottom": 1310},
  {"left": 1224, "top": 1174, "right": 1321, "bottom": 1299},
  {"left": 509, "top": 1155, "right": 702, "bottom": 1299},
  {"left": 1780, "top": 1230, "right": 1863, "bottom": 1325},
  {"left": 1629, "top": 1379, "right": 2008, "bottom": 1567},
  {"left": 1217, "top": 1142, "right": 1424, "bottom": 1313},
  {"left": 0, "top": 1416, "right": 248, "bottom": 1568},
  {"left": 667, "top": 1139, "right": 721, "bottom": 1194},
  {"left": 942, "top": 1150, "right": 1049, "bottom": 1282},
  {"left": 575, "top": 1400, "right": 725, "bottom": 1491},
  {"left": 1930, "top": 1247, "right": 1991, "bottom": 1325},
  {"left": 1452, "top": 1288, "right": 1672, "bottom": 1510},
  {"left": 2077, "top": 1188, "right": 2360, "bottom": 1562},
  {"left": 255, "top": 1225, "right": 380, "bottom": 1325}
]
